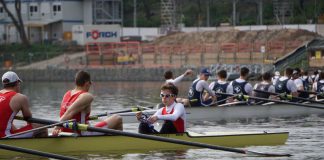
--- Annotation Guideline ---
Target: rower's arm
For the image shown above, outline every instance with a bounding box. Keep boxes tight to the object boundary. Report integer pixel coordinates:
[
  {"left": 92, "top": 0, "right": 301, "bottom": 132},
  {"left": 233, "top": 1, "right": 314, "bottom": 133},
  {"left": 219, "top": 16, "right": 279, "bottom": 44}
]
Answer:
[
  {"left": 10, "top": 93, "right": 32, "bottom": 119},
  {"left": 60, "top": 93, "right": 93, "bottom": 121}
]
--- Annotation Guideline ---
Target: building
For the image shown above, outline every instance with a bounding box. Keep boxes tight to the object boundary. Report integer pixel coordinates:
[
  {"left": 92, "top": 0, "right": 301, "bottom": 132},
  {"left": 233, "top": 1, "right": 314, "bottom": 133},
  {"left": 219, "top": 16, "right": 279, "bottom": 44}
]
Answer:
[
  {"left": 274, "top": 38, "right": 324, "bottom": 72},
  {"left": 0, "top": 0, "right": 122, "bottom": 44}
]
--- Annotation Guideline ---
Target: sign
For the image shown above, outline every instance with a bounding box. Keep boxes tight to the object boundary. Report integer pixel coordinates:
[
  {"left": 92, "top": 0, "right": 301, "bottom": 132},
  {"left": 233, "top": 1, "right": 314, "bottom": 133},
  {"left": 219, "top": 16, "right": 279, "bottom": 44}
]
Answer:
[
  {"left": 260, "top": 46, "right": 265, "bottom": 53},
  {"left": 315, "top": 51, "right": 322, "bottom": 59},
  {"left": 72, "top": 25, "right": 121, "bottom": 45}
]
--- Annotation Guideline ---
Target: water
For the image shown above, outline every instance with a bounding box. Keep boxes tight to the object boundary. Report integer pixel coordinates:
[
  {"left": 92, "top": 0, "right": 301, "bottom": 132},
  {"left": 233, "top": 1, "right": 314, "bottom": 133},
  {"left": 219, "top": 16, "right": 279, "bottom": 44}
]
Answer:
[{"left": 6, "top": 81, "right": 324, "bottom": 159}]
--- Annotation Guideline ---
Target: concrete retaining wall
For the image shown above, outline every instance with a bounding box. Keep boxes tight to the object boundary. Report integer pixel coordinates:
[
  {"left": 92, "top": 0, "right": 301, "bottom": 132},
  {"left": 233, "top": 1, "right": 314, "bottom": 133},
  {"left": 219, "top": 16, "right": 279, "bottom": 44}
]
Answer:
[
  {"left": 0, "top": 68, "right": 191, "bottom": 82},
  {"left": 0, "top": 63, "right": 272, "bottom": 82}
]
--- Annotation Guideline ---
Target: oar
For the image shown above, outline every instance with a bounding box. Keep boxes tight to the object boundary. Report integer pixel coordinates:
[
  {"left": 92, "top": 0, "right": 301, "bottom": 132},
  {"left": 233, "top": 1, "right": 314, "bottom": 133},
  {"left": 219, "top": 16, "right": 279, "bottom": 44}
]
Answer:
[
  {"left": 19, "top": 116, "right": 291, "bottom": 157},
  {"left": 216, "top": 92, "right": 324, "bottom": 110},
  {"left": 0, "top": 144, "right": 77, "bottom": 160},
  {"left": 89, "top": 107, "right": 151, "bottom": 120},
  {"left": 253, "top": 89, "right": 324, "bottom": 105},
  {"left": 4, "top": 119, "right": 75, "bottom": 138},
  {"left": 297, "top": 90, "right": 322, "bottom": 95}
]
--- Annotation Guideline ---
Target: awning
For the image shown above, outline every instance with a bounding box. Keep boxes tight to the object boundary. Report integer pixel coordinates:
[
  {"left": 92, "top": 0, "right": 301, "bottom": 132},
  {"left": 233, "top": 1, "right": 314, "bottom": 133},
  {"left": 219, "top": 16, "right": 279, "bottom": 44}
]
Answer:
[{"left": 23, "top": 19, "right": 62, "bottom": 27}]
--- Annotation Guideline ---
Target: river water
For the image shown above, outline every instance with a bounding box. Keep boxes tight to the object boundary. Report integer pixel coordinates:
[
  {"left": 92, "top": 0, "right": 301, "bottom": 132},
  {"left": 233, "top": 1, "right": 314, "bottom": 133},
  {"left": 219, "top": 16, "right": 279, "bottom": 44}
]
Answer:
[{"left": 6, "top": 81, "right": 324, "bottom": 159}]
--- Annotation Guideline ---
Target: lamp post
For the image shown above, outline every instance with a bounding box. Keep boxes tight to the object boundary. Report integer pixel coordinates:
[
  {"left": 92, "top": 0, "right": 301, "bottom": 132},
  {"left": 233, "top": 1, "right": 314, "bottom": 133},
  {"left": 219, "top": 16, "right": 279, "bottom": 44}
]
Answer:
[{"left": 133, "top": 0, "right": 137, "bottom": 27}]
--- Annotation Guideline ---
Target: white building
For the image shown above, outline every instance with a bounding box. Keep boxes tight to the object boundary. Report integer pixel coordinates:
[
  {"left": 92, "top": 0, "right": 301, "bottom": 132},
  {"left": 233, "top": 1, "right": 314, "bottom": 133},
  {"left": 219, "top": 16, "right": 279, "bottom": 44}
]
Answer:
[{"left": 0, "top": 0, "right": 122, "bottom": 44}]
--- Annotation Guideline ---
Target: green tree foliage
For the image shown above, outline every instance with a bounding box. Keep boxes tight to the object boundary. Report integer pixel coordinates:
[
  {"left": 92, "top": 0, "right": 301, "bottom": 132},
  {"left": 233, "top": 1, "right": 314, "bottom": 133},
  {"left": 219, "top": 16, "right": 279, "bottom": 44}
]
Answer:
[{"left": 122, "top": 0, "right": 324, "bottom": 27}]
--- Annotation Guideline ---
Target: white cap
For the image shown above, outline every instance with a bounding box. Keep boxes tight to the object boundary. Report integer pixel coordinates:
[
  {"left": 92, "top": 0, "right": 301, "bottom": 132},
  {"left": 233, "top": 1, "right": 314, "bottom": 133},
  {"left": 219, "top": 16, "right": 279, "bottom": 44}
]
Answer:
[
  {"left": 2, "top": 71, "right": 22, "bottom": 84},
  {"left": 275, "top": 71, "right": 280, "bottom": 76},
  {"left": 318, "top": 70, "right": 322, "bottom": 73}
]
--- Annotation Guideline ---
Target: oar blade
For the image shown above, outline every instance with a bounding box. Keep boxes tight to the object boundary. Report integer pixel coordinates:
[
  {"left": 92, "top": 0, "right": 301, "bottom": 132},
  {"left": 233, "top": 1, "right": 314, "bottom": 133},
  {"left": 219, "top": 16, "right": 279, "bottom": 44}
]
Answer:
[{"left": 246, "top": 150, "right": 292, "bottom": 157}]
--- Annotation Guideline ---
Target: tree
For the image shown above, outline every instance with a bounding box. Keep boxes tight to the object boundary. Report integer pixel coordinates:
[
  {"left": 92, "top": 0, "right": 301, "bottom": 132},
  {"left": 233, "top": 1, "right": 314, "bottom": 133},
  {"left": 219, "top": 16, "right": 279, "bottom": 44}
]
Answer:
[{"left": 0, "top": 0, "right": 30, "bottom": 46}]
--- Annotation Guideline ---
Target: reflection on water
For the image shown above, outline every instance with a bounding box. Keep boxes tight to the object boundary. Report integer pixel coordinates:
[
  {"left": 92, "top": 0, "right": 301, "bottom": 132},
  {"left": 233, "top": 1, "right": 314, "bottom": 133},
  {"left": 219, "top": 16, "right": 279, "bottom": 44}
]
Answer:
[{"left": 5, "top": 81, "right": 324, "bottom": 159}]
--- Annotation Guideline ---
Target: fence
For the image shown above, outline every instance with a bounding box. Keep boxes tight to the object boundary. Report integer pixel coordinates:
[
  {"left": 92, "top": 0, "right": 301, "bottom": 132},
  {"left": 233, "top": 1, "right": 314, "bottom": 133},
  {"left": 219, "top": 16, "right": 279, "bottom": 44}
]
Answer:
[{"left": 84, "top": 41, "right": 304, "bottom": 68}]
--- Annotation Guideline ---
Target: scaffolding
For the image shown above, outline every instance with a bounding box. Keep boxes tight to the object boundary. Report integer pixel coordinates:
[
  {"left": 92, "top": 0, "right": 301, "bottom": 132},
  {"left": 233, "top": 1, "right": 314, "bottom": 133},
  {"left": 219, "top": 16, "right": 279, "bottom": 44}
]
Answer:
[
  {"left": 93, "top": 0, "right": 123, "bottom": 24},
  {"left": 273, "top": 0, "right": 293, "bottom": 24},
  {"left": 160, "top": 0, "right": 177, "bottom": 34}
]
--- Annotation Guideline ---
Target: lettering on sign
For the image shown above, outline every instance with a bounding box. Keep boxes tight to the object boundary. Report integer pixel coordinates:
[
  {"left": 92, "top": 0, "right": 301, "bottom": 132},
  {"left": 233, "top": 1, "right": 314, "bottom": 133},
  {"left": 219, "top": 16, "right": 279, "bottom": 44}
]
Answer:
[{"left": 86, "top": 30, "right": 118, "bottom": 40}]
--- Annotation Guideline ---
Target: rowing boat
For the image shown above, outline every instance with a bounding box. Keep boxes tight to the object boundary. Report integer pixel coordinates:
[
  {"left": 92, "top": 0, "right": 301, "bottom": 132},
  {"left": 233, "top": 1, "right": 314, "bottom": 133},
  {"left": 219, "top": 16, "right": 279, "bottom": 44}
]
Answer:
[
  {"left": 0, "top": 131, "right": 288, "bottom": 156},
  {"left": 121, "top": 102, "right": 324, "bottom": 123}
]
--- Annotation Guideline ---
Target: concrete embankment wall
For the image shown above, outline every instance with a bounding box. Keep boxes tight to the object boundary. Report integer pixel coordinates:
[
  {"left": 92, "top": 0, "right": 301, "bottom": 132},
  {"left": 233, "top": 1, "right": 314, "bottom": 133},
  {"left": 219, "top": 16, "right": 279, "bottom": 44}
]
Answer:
[{"left": 0, "top": 68, "right": 192, "bottom": 82}]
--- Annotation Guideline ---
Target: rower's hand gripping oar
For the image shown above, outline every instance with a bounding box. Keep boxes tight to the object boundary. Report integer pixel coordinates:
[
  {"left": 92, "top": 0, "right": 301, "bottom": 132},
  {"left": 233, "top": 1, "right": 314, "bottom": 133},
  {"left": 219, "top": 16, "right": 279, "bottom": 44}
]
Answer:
[
  {"left": 216, "top": 92, "right": 324, "bottom": 110},
  {"left": 254, "top": 89, "right": 324, "bottom": 105},
  {"left": 20, "top": 116, "right": 292, "bottom": 157}
]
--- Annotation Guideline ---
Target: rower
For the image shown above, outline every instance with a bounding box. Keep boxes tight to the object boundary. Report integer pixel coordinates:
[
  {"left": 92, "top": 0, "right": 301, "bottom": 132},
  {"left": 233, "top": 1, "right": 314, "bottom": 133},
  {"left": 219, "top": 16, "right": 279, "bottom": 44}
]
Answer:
[
  {"left": 274, "top": 67, "right": 298, "bottom": 101},
  {"left": 185, "top": 68, "right": 216, "bottom": 107},
  {"left": 253, "top": 72, "right": 276, "bottom": 103},
  {"left": 52, "top": 70, "right": 123, "bottom": 136},
  {"left": 164, "top": 69, "right": 193, "bottom": 86},
  {"left": 0, "top": 71, "right": 47, "bottom": 138},
  {"left": 301, "top": 70, "right": 313, "bottom": 90},
  {"left": 312, "top": 72, "right": 324, "bottom": 101},
  {"left": 209, "top": 70, "right": 229, "bottom": 105},
  {"left": 227, "top": 67, "right": 253, "bottom": 102},
  {"left": 272, "top": 71, "right": 281, "bottom": 85},
  {"left": 136, "top": 83, "right": 186, "bottom": 134},
  {"left": 292, "top": 68, "right": 309, "bottom": 99}
]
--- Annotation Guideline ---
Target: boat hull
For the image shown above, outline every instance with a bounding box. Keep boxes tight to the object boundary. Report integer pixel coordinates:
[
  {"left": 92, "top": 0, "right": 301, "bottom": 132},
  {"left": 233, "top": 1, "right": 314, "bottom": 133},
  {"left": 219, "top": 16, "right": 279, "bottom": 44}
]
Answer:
[
  {"left": 122, "top": 103, "right": 324, "bottom": 123},
  {"left": 0, "top": 132, "right": 288, "bottom": 155}
]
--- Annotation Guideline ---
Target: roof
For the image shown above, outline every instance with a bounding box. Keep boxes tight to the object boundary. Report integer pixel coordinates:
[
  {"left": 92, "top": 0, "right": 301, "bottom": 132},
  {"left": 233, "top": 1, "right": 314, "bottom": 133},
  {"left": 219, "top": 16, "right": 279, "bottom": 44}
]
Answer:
[
  {"left": 4, "top": 19, "right": 62, "bottom": 27},
  {"left": 307, "top": 38, "right": 324, "bottom": 50}
]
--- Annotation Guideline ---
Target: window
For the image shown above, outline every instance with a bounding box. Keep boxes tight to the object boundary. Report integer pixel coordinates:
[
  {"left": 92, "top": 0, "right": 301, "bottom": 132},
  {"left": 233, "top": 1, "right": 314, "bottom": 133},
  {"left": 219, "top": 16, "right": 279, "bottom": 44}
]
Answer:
[
  {"left": 53, "top": 4, "right": 61, "bottom": 12},
  {"left": 30, "top": 6, "right": 38, "bottom": 13}
]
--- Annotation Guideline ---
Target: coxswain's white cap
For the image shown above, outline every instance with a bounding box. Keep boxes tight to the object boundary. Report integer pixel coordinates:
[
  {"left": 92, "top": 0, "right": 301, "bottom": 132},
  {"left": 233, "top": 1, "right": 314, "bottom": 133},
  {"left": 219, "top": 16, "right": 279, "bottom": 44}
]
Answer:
[{"left": 2, "top": 71, "right": 22, "bottom": 84}]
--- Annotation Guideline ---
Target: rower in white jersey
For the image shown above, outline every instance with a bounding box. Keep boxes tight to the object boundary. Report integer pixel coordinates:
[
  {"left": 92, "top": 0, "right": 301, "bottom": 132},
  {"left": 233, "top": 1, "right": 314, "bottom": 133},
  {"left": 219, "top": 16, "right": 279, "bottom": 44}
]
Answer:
[
  {"left": 136, "top": 83, "right": 186, "bottom": 134},
  {"left": 209, "top": 70, "right": 230, "bottom": 105},
  {"left": 253, "top": 72, "right": 276, "bottom": 103},
  {"left": 274, "top": 67, "right": 298, "bottom": 101},
  {"left": 227, "top": 67, "right": 253, "bottom": 102},
  {"left": 164, "top": 69, "right": 193, "bottom": 86},
  {"left": 312, "top": 72, "right": 324, "bottom": 101},
  {"left": 292, "top": 68, "right": 309, "bottom": 99}
]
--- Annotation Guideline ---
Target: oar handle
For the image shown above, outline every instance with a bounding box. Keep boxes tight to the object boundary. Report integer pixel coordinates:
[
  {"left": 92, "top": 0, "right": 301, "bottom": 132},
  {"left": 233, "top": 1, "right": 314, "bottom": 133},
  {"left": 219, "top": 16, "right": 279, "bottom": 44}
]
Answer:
[{"left": 89, "top": 107, "right": 148, "bottom": 120}]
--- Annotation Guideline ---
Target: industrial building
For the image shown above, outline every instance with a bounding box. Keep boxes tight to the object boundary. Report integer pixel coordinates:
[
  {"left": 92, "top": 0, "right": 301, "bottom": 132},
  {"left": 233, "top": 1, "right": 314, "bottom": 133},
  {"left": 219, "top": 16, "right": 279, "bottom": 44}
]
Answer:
[{"left": 0, "top": 0, "right": 122, "bottom": 44}]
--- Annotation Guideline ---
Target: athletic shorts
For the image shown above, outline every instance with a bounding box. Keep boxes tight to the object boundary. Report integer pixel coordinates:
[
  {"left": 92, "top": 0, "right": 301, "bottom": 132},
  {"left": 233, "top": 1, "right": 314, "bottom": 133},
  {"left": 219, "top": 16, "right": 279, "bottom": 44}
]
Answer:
[
  {"left": 81, "top": 121, "right": 108, "bottom": 136},
  {"left": 10, "top": 123, "right": 34, "bottom": 138}
]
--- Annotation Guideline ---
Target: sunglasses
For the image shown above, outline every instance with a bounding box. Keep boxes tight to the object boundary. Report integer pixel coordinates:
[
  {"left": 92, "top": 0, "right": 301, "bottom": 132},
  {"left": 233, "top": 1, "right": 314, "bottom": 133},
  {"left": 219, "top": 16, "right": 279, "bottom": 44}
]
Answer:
[{"left": 160, "top": 93, "right": 175, "bottom": 98}]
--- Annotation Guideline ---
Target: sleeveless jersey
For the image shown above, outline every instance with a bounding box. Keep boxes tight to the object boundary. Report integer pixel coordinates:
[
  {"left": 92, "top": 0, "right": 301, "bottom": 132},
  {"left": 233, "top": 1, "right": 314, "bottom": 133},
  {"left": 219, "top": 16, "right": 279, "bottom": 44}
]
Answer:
[
  {"left": 162, "top": 107, "right": 184, "bottom": 133},
  {"left": 275, "top": 79, "right": 290, "bottom": 94},
  {"left": 188, "top": 80, "right": 202, "bottom": 106},
  {"left": 212, "top": 81, "right": 229, "bottom": 105},
  {"left": 299, "top": 78, "right": 309, "bottom": 98},
  {"left": 254, "top": 83, "right": 271, "bottom": 102},
  {"left": 60, "top": 90, "right": 90, "bottom": 133},
  {"left": 0, "top": 91, "right": 17, "bottom": 137},
  {"left": 317, "top": 81, "right": 324, "bottom": 100},
  {"left": 232, "top": 80, "right": 248, "bottom": 101}
]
